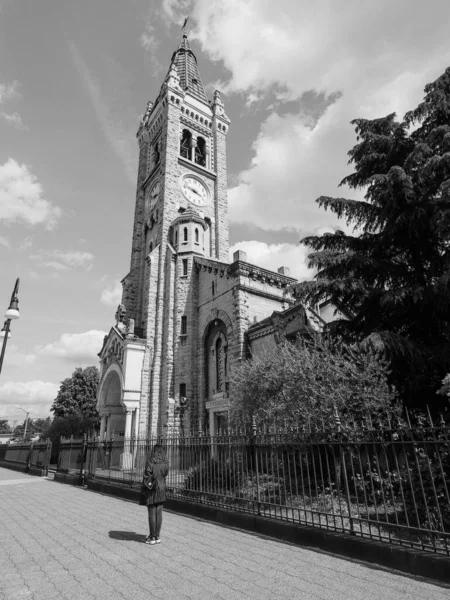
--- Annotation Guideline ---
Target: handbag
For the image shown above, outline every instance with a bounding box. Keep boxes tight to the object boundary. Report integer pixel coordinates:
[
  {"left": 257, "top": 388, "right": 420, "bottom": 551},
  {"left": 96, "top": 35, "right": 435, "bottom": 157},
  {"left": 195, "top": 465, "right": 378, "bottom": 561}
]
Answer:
[{"left": 143, "top": 472, "right": 158, "bottom": 492}]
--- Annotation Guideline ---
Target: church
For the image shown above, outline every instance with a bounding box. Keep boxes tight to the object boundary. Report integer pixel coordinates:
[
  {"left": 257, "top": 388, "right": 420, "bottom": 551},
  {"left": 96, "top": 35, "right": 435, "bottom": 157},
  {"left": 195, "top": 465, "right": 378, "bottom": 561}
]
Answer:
[{"left": 96, "top": 34, "right": 340, "bottom": 443}]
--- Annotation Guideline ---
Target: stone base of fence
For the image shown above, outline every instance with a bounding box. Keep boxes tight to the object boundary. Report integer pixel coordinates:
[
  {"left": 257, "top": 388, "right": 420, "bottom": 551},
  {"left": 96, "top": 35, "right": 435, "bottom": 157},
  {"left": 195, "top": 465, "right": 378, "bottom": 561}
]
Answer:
[
  {"left": 54, "top": 472, "right": 82, "bottom": 486},
  {"left": 73, "top": 477, "right": 450, "bottom": 585},
  {"left": 0, "top": 460, "right": 28, "bottom": 474}
]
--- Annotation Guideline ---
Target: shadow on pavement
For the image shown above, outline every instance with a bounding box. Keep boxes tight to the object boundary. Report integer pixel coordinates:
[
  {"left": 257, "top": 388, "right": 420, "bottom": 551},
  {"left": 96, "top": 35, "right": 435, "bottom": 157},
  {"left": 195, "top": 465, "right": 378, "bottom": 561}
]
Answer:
[{"left": 109, "top": 530, "right": 146, "bottom": 543}]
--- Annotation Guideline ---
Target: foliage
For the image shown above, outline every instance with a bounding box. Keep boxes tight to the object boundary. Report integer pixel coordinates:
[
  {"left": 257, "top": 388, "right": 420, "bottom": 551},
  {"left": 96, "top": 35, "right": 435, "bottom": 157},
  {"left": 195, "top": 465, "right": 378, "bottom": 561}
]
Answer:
[
  {"left": 44, "top": 414, "right": 97, "bottom": 463},
  {"left": 437, "top": 373, "right": 450, "bottom": 399},
  {"left": 294, "top": 67, "right": 450, "bottom": 409},
  {"left": 231, "top": 335, "right": 399, "bottom": 429},
  {"left": 184, "top": 454, "right": 245, "bottom": 494},
  {"left": 11, "top": 417, "right": 52, "bottom": 441},
  {"left": 0, "top": 419, "right": 12, "bottom": 433},
  {"left": 51, "top": 366, "right": 100, "bottom": 425}
]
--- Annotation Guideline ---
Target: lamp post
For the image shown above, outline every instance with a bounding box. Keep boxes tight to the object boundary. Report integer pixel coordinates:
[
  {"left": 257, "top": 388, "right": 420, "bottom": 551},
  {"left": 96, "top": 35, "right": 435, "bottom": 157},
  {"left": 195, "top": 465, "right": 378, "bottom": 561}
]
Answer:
[
  {"left": 0, "top": 278, "right": 20, "bottom": 376},
  {"left": 17, "top": 406, "right": 30, "bottom": 441}
]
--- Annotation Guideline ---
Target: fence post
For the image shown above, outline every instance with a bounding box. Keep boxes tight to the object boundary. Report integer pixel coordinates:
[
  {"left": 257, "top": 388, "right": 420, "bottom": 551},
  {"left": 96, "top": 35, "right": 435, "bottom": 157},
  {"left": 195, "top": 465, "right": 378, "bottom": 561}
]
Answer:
[
  {"left": 26, "top": 441, "right": 34, "bottom": 473},
  {"left": 334, "top": 405, "right": 355, "bottom": 535},
  {"left": 252, "top": 416, "right": 261, "bottom": 516},
  {"left": 79, "top": 433, "right": 87, "bottom": 486}
]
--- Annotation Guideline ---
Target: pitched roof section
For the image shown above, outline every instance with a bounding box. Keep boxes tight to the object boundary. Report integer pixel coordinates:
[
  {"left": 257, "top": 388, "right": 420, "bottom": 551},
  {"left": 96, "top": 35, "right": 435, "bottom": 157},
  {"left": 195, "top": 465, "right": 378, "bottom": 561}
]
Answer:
[{"left": 169, "top": 34, "right": 209, "bottom": 104}]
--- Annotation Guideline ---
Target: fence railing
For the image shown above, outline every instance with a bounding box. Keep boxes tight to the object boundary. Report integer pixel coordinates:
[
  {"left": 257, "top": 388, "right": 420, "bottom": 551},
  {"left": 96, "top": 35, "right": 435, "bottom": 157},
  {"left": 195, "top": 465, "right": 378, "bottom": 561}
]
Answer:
[
  {"left": 0, "top": 440, "right": 52, "bottom": 474},
  {"left": 59, "top": 420, "right": 450, "bottom": 556}
]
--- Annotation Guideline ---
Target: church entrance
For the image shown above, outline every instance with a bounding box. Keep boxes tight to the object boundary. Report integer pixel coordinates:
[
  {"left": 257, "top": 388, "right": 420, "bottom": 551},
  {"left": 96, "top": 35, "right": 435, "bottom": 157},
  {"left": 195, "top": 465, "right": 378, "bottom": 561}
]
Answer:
[{"left": 204, "top": 318, "right": 231, "bottom": 436}]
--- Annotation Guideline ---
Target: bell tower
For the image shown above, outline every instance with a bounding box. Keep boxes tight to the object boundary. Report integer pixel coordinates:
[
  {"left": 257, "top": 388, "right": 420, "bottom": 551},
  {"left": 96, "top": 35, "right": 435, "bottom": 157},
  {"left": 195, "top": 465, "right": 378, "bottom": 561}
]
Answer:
[{"left": 121, "top": 33, "right": 231, "bottom": 435}]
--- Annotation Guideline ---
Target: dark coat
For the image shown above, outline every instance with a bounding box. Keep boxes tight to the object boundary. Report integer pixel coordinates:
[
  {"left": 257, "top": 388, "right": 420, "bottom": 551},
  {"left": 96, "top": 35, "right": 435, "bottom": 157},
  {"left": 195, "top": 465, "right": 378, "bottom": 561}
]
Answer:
[{"left": 139, "top": 458, "right": 169, "bottom": 505}]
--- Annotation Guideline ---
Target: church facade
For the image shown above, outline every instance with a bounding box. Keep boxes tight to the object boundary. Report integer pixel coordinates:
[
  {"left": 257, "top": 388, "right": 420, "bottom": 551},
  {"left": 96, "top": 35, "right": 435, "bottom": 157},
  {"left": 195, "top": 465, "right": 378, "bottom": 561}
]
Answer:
[{"left": 96, "top": 35, "right": 331, "bottom": 441}]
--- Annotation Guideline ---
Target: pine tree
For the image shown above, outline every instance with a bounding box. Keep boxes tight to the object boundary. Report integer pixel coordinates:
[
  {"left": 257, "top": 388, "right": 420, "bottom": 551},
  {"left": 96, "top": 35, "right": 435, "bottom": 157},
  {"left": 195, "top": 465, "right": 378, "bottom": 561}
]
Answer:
[{"left": 295, "top": 67, "right": 450, "bottom": 408}]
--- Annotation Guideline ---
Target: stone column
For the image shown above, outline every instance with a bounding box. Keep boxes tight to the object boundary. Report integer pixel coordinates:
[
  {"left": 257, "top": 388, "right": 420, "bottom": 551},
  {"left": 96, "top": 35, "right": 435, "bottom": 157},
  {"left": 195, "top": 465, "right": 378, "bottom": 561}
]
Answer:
[
  {"left": 205, "top": 145, "right": 210, "bottom": 170},
  {"left": 120, "top": 409, "right": 133, "bottom": 470},
  {"left": 105, "top": 413, "right": 111, "bottom": 439},
  {"left": 190, "top": 137, "right": 196, "bottom": 162},
  {"left": 99, "top": 415, "right": 106, "bottom": 440}
]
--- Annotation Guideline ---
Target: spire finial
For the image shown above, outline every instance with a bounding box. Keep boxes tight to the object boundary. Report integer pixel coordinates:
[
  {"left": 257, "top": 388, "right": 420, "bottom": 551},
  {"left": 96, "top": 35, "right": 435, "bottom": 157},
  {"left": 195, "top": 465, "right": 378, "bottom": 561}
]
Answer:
[{"left": 181, "top": 15, "right": 190, "bottom": 36}]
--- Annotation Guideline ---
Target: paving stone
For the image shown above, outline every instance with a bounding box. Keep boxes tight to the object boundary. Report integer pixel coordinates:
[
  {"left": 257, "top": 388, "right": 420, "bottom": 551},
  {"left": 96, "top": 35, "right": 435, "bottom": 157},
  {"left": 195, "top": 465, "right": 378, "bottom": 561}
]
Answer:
[{"left": 1, "top": 467, "right": 449, "bottom": 600}]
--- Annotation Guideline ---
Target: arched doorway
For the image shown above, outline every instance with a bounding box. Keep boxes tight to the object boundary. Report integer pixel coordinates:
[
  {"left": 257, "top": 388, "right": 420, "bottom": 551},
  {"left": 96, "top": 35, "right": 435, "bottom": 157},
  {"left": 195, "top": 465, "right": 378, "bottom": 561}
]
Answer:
[{"left": 98, "top": 368, "right": 125, "bottom": 439}]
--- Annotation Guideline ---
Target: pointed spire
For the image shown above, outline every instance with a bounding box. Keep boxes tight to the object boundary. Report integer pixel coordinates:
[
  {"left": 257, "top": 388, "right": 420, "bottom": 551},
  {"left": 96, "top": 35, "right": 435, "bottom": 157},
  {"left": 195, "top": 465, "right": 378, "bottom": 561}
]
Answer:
[{"left": 167, "top": 34, "right": 209, "bottom": 104}]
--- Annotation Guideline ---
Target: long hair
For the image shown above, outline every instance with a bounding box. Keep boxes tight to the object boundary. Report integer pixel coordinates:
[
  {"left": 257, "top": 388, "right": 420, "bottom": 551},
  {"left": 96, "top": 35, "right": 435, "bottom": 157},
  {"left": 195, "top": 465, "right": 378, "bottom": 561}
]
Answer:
[{"left": 148, "top": 444, "right": 167, "bottom": 464}]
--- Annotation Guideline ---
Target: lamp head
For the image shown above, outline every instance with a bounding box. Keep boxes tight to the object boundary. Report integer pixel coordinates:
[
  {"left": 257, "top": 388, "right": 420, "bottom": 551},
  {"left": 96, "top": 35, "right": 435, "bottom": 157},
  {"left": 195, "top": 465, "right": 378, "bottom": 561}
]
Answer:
[{"left": 5, "top": 296, "right": 19, "bottom": 320}]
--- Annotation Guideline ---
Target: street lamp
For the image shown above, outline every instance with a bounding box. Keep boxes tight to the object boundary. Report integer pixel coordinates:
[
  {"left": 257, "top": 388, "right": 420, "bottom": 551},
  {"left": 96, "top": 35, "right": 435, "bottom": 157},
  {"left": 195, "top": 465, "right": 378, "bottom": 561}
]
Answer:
[
  {"left": 16, "top": 406, "right": 30, "bottom": 441},
  {"left": 0, "top": 278, "right": 20, "bottom": 376}
]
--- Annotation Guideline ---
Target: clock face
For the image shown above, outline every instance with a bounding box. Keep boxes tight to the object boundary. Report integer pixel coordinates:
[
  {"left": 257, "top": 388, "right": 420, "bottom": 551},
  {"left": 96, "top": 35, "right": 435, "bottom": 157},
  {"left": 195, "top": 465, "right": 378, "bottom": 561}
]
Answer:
[
  {"left": 146, "top": 181, "right": 160, "bottom": 211},
  {"left": 180, "top": 175, "right": 208, "bottom": 206}
]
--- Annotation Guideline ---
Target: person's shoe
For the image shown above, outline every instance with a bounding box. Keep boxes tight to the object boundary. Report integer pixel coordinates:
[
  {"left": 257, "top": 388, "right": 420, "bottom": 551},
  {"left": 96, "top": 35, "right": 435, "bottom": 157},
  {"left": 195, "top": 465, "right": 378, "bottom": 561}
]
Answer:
[
  {"left": 155, "top": 537, "right": 161, "bottom": 544},
  {"left": 145, "top": 537, "right": 156, "bottom": 545}
]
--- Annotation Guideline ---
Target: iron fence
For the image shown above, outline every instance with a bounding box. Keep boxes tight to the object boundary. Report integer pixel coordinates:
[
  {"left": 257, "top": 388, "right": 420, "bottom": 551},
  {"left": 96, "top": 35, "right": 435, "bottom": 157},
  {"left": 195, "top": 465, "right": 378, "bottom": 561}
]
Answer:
[
  {"left": 0, "top": 440, "right": 52, "bottom": 473},
  {"left": 60, "top": 417, "right": 450, "bottom": 556}
]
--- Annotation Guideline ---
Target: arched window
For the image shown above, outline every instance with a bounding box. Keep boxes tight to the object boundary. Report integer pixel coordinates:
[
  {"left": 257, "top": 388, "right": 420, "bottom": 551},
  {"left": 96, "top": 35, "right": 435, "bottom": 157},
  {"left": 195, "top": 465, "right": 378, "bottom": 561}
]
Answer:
[
  {"left": 212, "top": 281, "right": 215, "bottom": 296},
  {"left": 153, "top": 142, "right": 160, "bottom": 165},
  {"left": 195, "top": 137, "right": 206, "bottom": 167},
  {"left": 215, "top": 337, "right": 223, "bottom": 392},
  {"left": 183, "top": 227, "right": 188, "bottom": 242},
  {"left": 180, "top": 129, "right": 192, "bottom": 159},
  {"left": 195, "top": 228, "right": 199, "bottom": 243},
  {"left": 175, "top": 230, "right": 178, "bottom": 246}
]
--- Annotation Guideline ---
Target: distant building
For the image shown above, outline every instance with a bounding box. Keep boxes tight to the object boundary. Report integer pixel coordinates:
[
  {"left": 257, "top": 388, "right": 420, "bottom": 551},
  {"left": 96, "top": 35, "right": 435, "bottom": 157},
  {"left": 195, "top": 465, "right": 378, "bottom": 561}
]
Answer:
[{"left": 96, "top": 34, "right": 342, "bottom": 444}]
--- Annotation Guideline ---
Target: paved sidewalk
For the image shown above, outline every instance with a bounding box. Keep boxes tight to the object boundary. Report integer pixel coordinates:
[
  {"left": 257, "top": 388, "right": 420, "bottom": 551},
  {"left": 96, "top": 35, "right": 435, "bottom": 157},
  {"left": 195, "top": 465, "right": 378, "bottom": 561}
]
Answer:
[{"left": 0, "top": 468, "right": 449, "bottom": 600}]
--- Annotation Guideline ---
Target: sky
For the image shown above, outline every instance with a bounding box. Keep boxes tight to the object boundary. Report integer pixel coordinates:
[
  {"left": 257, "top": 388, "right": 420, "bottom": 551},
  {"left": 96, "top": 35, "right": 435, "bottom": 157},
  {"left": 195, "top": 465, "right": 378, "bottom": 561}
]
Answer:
[{"left": 0, "top": 0, "right": 449, "bottom": 424}]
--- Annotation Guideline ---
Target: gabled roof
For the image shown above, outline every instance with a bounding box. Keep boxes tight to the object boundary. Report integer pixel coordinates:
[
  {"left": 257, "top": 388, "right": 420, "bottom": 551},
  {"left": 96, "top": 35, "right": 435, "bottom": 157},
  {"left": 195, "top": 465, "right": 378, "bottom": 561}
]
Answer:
[{"left": 168, "top": 34, "right": 208, "bottom": 104}]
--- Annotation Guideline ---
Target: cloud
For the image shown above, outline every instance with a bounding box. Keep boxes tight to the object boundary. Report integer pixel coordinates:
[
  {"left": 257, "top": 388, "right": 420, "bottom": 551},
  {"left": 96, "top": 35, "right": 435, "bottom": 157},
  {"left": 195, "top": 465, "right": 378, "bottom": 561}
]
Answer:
[
  {"left": 230, "top": 240, "right": 314, "bottom": 281},
  {"left": 68, "top": 41, "right": 137, "bottom": 184},
  {"left": 0, "top": 81, "right": 27, "bottom": 130},
  {"left": 38, "top": 330, "right": 107, "bottom": 365},
  {"left": 162, "top": 1, "right": 450, "bottom": 233},
  {"left": 140, "top": 16, "right": 163, "bottom": 74},
  {"left": 0, "top": 380, "right": 59, "bottom": 420},
  {"left": 0, "top": 159, "right": 61, "bottom": 228},
  {"left": 1, "top": 344, "right": 37, "bottom": 368},
  {"left": 0, "top": 81, "right": 20, "bottom": 103},
  {"left": 19, "top": 236, "right": 32, "bottom": 251},
  {"left": 31, "top": 249, "right": 94, "bottom": 272},
  {"left": 100, "top": 279, "right": 122, "bottom": 307},
  {"left": 0, "top": 235, "right": 10, "bottom": 247}
]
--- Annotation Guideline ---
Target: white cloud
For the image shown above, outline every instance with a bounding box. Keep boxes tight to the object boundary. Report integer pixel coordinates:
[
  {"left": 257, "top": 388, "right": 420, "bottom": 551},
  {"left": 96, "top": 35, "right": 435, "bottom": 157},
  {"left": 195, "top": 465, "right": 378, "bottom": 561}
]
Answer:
[
  {"left": 0, "top": 111, "right": 28, "bottom": 131},
  {"left": 0, "top": 235, "right": 10, "bottom": 247},
  {"left": 0, "top": 380, "right": 59, "bottom": 420},
  {"left": 0, "top": 159, "right": 61, "bottom": 228},
  {"left": 19, "top": 236, "right": 33, "bottom": 251},
  {"left": 162, "top": 1, "right": 450, "bottom": 233},
  {"left": 0, "top": 81, "right": 20, "bottom": 103},
  {"left": 68, "top": 41, "right": 137, "bottom": 185},
  {"left": 31, "top": 249, "right": 94, "bottom": 272},
  {"left": 100, "top": 279, "right": 122, "bottom": 307},
  {"left": 2, "top": 344, "right": 37, "bottom": 368},
  {"left": 0, "top": 81, "right": 26, "bottom": 130},
  {"left": 230, "top": 240, "right": 314, "bottom": 281},
  {"left": 38, "top": 330, "right": 107, "bottom": 365}
]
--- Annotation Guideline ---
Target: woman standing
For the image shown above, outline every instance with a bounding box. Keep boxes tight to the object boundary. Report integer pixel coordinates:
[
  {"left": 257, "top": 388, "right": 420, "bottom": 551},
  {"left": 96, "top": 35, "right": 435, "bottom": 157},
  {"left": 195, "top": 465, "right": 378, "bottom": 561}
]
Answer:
[{"left": 139, "top": 444, "right": 169, "bottom": 545}]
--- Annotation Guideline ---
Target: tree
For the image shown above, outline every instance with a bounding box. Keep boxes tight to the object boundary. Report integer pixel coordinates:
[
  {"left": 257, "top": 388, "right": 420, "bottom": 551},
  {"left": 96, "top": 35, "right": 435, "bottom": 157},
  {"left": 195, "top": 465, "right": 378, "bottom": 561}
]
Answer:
[
  {"left": 231, "top": 336, "right": 399, "bottom": 429},
  {"left": 0, "top": 420, "right": 12, "bottom": 434},
  {"left": 294, "top": 67, "right": 450, "bottom": 409},
  {"left": 51, "top": 366, "right": 100, "bottom": 425}
]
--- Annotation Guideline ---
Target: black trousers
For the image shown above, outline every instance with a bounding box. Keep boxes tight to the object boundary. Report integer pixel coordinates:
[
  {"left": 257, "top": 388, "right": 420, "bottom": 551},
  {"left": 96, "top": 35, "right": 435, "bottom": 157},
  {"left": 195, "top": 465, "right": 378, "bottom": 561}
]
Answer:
[{"left": 147, "top": 502, "right": 163, "bottom": 538}]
